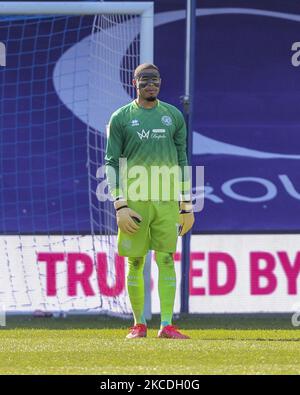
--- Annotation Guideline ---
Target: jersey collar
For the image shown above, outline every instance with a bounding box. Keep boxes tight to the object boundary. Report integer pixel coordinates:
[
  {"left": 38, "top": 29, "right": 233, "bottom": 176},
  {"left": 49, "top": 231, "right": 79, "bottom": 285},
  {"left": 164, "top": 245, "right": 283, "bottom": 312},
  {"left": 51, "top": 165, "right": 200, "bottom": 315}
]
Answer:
[{"left": 133, "top": 99, "right": 159, "bottom": 110}]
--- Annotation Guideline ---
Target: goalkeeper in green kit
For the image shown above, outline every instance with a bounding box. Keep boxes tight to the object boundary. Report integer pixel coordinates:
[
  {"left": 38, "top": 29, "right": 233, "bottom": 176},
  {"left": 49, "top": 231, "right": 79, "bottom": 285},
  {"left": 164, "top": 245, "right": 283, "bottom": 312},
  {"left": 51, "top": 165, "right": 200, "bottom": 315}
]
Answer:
[{"left": 105, "top": 63, "right": 194, "bottom": 339}]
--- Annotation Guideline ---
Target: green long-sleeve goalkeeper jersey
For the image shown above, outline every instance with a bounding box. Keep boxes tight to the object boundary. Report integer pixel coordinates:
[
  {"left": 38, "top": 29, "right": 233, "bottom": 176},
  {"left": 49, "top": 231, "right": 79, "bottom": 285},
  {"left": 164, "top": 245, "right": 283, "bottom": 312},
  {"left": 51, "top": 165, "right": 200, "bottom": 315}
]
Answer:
[{"left": 105, "top": 99, "right": 190, "bottom": 201}]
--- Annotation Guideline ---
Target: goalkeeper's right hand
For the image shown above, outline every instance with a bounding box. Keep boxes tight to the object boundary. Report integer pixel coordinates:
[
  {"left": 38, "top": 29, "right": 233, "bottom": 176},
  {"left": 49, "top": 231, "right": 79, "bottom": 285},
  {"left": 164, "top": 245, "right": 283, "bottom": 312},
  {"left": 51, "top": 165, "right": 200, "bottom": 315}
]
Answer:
[{"left": 114, "top": 200, "right": 142, "bottom": 235}]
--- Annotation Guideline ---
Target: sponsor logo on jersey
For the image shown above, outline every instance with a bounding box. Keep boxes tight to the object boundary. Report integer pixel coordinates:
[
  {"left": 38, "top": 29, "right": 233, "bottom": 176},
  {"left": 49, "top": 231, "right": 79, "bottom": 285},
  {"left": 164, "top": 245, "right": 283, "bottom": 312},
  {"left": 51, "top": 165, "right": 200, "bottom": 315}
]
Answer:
[
  {"left": 161, "top": 115, "right": 172, "bottom": 126},
  {"left": 137, "top": 129, "right": 150, "bottom": 140},
  {"left": 131, "top": 119, "right": 140, "bottom": 127},
  {"left": 151, "top": 132, "right": 166, "bottom": 139},
  {"left": 152, "top": 129, "right": 166, "bottom": 133}
]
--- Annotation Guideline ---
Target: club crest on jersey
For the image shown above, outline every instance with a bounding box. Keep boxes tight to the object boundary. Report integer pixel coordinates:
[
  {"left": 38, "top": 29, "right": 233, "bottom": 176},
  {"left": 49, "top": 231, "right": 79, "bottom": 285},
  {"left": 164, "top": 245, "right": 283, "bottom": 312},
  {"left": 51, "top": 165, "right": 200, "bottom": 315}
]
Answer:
[
  {"left": 137, "top": 129, "right": 150, "bottom": 140},
  {"left": 131, "top": 119, "right": 140, "bottom": 127},
  {"left": 161, "top": 115, "right": 172, "bottom": 126}
]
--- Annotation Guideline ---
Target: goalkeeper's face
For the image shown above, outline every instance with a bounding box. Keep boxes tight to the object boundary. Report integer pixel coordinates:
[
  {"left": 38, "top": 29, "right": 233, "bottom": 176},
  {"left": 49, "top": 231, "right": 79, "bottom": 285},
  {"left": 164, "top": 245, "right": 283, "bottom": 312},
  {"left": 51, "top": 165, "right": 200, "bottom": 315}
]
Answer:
[{"left": 134, "top": 70, "right": 161, "bottom": 102}]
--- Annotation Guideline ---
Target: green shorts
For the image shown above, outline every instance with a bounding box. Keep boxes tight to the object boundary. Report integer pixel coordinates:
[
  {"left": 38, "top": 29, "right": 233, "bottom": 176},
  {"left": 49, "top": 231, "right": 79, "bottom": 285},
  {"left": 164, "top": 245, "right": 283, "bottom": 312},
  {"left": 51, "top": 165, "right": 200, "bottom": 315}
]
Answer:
[{"left": 117, "top": 201, "right": 180, "bottom": 257}]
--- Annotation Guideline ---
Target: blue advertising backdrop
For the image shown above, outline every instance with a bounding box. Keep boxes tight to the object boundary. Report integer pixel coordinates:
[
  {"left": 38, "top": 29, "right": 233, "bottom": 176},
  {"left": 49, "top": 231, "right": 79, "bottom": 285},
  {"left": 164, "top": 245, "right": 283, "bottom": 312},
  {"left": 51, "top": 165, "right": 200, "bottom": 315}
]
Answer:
[{"left": 1, "top": 0, "right": 300, "bottom": 233}]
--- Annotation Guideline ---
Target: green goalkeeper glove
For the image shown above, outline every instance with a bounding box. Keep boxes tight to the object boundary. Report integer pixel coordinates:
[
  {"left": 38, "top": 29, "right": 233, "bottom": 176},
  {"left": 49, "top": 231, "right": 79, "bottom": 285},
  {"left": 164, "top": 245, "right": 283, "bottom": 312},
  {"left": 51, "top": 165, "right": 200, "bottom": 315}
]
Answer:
[
  {"left": 179, "top": 201, "right": 194, "bottom": 236},
  {"left": 114, "top": 200, "right": 142, "bottom": 235}
]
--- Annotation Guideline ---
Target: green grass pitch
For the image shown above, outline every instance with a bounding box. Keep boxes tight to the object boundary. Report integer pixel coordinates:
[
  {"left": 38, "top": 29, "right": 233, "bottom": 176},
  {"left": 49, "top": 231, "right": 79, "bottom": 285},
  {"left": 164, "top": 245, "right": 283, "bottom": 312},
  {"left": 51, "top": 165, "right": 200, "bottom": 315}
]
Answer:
[{"left": 0, "top": 314, "right": 300, "bottom": 375}]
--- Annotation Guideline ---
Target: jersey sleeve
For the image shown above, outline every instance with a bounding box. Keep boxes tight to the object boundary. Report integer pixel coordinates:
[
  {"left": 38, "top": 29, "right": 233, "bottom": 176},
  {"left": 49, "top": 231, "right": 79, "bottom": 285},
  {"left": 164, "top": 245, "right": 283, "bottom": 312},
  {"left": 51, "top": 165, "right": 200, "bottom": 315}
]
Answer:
[
  {"left": 104, "top": 113, "right": 124, "bottom": 200},
  {"left": 173, "top": 110, "right": 191, "bottom": 201}
]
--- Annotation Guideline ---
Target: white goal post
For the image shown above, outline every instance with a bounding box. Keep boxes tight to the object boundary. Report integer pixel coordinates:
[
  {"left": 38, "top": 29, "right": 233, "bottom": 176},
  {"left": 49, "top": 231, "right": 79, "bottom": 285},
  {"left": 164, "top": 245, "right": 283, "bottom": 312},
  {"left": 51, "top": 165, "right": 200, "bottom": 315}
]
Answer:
[
  {"left": 0, "top": 1, "right": 154, "bottom": 63},
  {"left": 0, "top": 1, "right": 154, "bottom": 317}
]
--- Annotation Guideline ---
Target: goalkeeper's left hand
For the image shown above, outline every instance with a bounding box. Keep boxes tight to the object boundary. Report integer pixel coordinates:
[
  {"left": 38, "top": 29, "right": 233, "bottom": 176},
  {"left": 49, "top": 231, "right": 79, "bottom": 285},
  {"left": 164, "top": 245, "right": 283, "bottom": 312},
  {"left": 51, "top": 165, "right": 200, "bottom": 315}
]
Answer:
[{"left": 179, "top": 201, "right": 195, "bottom": 236}]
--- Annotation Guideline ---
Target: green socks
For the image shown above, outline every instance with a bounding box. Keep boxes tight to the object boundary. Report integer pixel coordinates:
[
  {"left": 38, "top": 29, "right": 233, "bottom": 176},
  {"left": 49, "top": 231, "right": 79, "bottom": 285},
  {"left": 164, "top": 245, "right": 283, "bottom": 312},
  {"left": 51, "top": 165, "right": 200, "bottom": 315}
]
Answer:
[
  {"left": 127, "top": 252, "right": 176, "bottom": 328},
  {"left": 127, "top": 256, "right": 146, "bottom": 325},
  {"left": 156, "top": 252, "right": 176, "bottom": 328}
]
